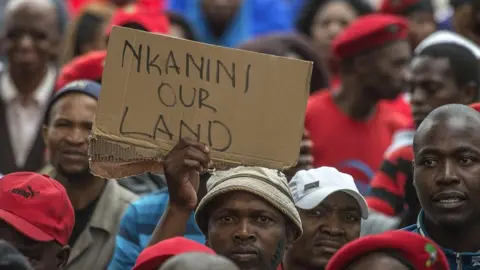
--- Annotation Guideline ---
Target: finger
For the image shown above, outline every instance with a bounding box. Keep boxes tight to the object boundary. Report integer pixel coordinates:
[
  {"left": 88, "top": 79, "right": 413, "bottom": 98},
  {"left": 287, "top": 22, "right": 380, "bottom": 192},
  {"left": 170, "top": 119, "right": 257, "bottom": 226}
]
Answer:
[
  {"left": 181, "top": 137, "right": 210, "bottom": 153},
  {"left": 184, "top": 146, "right": 210, "bottom": 169},
  {"left": 184, "top": 159, "right": 203, "bottom": 171}
]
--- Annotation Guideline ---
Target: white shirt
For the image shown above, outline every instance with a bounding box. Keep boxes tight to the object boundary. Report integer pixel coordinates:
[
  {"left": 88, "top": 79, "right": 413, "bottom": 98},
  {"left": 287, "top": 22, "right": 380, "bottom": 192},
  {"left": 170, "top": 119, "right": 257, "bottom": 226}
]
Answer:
[{"left": 1, "top": 66, "right": 55, "bottom": 168}]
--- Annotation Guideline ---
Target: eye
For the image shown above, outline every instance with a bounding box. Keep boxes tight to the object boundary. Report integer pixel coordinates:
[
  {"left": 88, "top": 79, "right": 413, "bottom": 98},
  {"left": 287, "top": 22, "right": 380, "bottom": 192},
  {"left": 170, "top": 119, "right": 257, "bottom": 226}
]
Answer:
[
  {"left": 256, "top": 215, "right": 273, "bottom": 224},
  {"left": 306, "top": 209, "right": 325, "bottom": 217},
  {"left": 218, "top": 215, "right": 235, "bottom": 224},
  {"left": 421, "top": 158, "right": 438, "bottom": 167},
  {"left": 344, "top": 214, "right": 360, "bottom": 222},
  {"left": 459, "top": 157, "right": 474, "bottom": 166}
]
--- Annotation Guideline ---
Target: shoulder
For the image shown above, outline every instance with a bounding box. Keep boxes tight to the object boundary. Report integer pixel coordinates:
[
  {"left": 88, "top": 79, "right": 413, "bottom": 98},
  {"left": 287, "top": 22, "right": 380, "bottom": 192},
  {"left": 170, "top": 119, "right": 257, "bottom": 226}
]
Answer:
[
  {"left": 128, "top": 188, "right": 170, "bottom": 213},
  {"left": 110, "top": 180, "right": 139, "bottom": 207},
  {"left": 401, "top": 224, "right": 420, "bottom": 233},
  {"left": 306, "top": 91, "right": 332, "bottom": 115}
]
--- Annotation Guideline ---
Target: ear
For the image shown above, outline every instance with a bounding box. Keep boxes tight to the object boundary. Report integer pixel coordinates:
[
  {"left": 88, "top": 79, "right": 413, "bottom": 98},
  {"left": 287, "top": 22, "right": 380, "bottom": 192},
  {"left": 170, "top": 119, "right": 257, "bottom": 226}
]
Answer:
[
  {"left": 462, "top": 81, "right": 478, "bottom": 103},
  {"left": 57, "top": 245, "right": 70, "bottom": 269},
  {"left": 412, "top": 159, "right": 417, "bottom": 188},
  {"left": 285, "top": 226, "right": 296, "bottom": 250}
]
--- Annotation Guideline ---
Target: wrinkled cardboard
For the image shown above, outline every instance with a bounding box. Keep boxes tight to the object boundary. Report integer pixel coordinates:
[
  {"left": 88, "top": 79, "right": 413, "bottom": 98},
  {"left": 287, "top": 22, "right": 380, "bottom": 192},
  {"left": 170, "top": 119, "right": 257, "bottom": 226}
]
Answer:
[{"left": 89, "top": 26, "right": 312, "bottom": 178}]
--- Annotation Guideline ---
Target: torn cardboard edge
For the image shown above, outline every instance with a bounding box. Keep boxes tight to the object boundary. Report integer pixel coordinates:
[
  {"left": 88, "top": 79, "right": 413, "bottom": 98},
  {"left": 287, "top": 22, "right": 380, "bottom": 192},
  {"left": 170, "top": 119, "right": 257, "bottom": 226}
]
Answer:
[{"left": 89, "top": 133, "right": 297, "bottom": 179}]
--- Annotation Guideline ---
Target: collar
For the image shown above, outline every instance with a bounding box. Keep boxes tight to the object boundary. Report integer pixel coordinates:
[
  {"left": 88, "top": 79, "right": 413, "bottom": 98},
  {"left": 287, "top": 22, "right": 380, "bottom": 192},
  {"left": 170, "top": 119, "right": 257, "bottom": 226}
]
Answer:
[
  {"left": 88, "top": 180, "right": 124, "bottom": 234},
  {"left": 1, "top": 65, "right": 56, "bottom": 104},
  {"left": 416, "top": 210, "right": 480, "bottom": 258}
]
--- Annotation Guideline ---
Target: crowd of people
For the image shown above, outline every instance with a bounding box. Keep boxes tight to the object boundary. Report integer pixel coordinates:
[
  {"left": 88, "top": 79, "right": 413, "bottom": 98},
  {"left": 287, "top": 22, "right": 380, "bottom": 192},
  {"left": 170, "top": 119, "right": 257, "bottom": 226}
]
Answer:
[{"left": 0, "top": 0, "right": 480, "bottom": 269}]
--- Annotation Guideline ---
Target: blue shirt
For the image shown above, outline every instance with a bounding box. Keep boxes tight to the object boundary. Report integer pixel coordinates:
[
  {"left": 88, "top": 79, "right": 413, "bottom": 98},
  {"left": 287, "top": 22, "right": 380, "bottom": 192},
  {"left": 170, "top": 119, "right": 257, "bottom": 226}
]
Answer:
[
  {"left": 107, "top": 189, "right": 205, "bottom": 270},
  {"left": 403, "top": 210, "right": 480, "bottom": 270},
  {"left": 167, "top": 0, "right": 293, "bottom": 47}
]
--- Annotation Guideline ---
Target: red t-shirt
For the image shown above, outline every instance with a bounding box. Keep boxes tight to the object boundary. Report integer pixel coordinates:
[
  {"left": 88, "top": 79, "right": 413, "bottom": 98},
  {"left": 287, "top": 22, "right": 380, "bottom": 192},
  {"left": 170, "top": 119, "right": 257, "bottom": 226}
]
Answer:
[{"left": 305, "top": 91, "right": 410, "bottom": 194}]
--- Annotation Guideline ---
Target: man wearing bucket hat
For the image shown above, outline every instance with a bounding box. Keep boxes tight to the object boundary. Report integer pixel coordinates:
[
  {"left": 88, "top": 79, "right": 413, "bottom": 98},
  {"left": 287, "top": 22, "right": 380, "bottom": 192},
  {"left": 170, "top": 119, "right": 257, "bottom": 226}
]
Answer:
[
  {"left": 147, "top": 138, "right": 302, "bottom": 270},
  {"left": 282, "top": 167, "right": 369, "bottom": 270}
]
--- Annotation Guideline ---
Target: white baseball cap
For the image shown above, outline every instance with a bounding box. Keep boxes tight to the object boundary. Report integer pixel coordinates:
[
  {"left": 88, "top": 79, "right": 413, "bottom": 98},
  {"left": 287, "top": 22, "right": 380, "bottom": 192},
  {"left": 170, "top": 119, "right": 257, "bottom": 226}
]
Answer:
[
  {"left": 415, "top": 30, "right": 480, "bottom": 59},
  {"left": 289, "top": 167, "right": 369, "bottom": 219}
]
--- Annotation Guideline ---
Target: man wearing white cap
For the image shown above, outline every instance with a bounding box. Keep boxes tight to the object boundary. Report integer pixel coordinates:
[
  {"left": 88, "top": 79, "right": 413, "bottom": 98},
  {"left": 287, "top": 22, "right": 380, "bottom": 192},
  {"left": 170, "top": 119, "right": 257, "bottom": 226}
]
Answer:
[{"left": 282, "top": 167, "right": 369, "bottom": 270}]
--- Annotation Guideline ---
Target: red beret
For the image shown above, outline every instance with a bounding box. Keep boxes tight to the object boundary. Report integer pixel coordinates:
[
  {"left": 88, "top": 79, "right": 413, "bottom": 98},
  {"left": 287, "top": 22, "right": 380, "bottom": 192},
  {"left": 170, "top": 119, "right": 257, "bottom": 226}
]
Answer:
[
  {"left": 56, "top": 50, "right": 106, "bottom": 91},
  {"left": 470, "top": 102, "right": 480, "bottom": 112},
  {"left": 332, "top": 14, "right": 409, "bottom": 60},
  {"left": 326, "top": 231, "right": 449, "bottom": 270},
  {"left": 132, "top": 237, "right": 216, "bottom": 270},
  {"left": 380, "top": 0, "right": 433, "bottom": 14},
  {"left": 106, "top": 3, "right": 169, "bottom": 35}
]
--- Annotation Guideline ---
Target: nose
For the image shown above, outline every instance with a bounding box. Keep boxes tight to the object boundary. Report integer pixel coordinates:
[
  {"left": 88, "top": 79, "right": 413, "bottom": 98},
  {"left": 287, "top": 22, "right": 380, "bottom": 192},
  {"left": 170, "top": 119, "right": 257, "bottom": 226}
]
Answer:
[
  {"left": 233, "top": 219, "right": 256, "bottom": 243},
  {"left": 410, "top": 86, "right": 426, "bottom": 106},
  {"left": 436, "top": 159, "right": 460, "bottom": 185},
  {"left": 65, "top": 128, "right": 89, "bottom": 145},
  {"left": 319, "top": 214, "right": 345, "bottom": 236},
  {"left": 18, "top": 34, "right": 34, "bottom": 50},
  {"left": 327, "top": 23, "right": 343, "bottom": 40}
]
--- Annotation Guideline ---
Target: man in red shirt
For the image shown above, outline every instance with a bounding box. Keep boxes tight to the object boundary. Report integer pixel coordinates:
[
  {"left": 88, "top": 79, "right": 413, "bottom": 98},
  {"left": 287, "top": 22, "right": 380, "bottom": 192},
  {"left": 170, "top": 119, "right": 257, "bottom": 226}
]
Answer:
[
  {"left": 305, "top": 14, "right": 411, "bottom": 194},
  {"left": 366, "top": 41, "right": 480, "bottom": 227}
]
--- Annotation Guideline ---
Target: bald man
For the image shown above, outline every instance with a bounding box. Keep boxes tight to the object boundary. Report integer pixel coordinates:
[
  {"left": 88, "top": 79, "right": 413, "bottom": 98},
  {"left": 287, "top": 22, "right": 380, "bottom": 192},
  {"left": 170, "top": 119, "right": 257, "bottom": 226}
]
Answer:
[
  {"left": 405, "top": 104, "right": 480, "bottom": 269},
  {"left": 159, "top": 253, "right": 239, "bottom": 270},
  {"left": 0, "top": 0, "right": 60, "bottom": 175}
]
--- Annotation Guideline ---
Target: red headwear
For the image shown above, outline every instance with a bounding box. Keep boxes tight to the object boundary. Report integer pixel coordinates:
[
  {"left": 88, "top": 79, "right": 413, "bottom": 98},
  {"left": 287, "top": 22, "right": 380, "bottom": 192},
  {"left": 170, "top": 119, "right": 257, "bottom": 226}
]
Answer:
[
  {"left": 0, "top": 172, "right": 75, "bottom": 246},
  {"left": 326, "top": 231, "right": 449, "bottom": 270},
  {"left": 56, "top": 50, "right": 107, "bottom": 91},
  {"left": 132, "top": 237, "right": 216, "bottom": 270},
  {"left": 470, "top": 102, "right": 480, "bottom": 112},
  {"left": 332, "top": 14, "right": 409, "bottom": 60},
  {"left": 105, "top": 3, "right": 169, "bottom": 35}
]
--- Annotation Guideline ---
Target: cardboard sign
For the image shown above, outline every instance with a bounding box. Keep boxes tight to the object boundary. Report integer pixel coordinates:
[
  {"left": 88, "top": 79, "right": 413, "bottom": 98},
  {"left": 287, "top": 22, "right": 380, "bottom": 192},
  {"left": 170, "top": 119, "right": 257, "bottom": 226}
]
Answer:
[{"left": 90, "top": 26, "right": 312, "bottom": 178}]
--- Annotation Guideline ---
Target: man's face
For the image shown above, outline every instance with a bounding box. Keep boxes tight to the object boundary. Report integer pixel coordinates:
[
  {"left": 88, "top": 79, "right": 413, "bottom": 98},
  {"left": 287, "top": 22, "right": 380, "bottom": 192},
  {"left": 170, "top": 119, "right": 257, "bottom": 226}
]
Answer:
[
  {"left": 365, "top": 40, "right": 411, "bottom": 100},
  {"left": 288, "top": 192, "right": 361, "bottom": 269},
  {"left": 206, "top": 191, "right": 292, "bottom": 270},
  {"left": 201, "top": 0, "right": 243, "bottom": 25},
  {"left": 410, "top": 56, "right": 471, "bottom": 128},
  {"left": 0, "top": 220, "right": 66, "bottom": 270},
  {"left": 2, "top": 1, "right": 58, "bottom": 75},
  {"left": 44, "top": 94, "right": 97, "bottom": 180},
  {"left": 414, "top": 115, "right": 480, "bottom": 228}
]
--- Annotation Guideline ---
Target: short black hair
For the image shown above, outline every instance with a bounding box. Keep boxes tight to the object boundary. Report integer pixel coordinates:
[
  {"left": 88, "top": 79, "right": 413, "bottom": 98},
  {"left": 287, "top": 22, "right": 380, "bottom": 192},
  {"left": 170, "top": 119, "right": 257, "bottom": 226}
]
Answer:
[
  {"left": 297, "top": 0, "right": 373, "bottom": 37},
  {"left": 417, "top": 43, "right": 480, "bottom": 91}
]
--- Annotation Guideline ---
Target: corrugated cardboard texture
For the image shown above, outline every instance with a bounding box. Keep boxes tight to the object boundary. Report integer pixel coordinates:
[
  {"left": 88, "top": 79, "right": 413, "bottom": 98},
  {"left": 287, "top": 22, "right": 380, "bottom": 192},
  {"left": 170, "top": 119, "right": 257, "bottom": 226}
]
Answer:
[{"left": 90, "top": 26, "right": 312, "bottom": 178}]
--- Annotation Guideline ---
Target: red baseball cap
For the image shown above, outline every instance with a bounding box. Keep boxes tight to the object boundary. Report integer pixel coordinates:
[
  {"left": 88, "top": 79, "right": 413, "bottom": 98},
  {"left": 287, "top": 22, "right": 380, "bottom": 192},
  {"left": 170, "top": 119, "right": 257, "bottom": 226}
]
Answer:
[
  {"left": 132, "top": 237, "right": 216, "bottom": 270},
  {"left": 326, "top": 231, "right": 449, "bottom": 270},
  {"left": 105, "top": 3, "right": 169, "bottom": 36},
  {"left": 55, "top": 50, "right": 107, "bottom": 91},
  {"left": 0, "top": 172, "right": 75, "bottom": 246}
]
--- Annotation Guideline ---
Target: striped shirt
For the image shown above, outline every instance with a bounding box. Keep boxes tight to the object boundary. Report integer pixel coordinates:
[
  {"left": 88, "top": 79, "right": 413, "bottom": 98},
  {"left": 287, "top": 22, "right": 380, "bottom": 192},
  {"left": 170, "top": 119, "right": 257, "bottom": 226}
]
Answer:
[{"left": 107, "top": 189, "right": 205, "bottom": 270}]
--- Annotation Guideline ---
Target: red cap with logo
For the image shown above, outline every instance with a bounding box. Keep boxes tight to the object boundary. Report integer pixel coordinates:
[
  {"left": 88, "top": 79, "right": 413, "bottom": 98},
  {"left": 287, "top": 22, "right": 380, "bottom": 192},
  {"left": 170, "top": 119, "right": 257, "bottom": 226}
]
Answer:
[
  {"left": 0, "top": 172, "right": 74, "bottom": 246},
  {"left": 326, "top": 231, "right": 449, "bottom": 270},
  {"left": 132, "top": 237, "right": 216, "bottom": 270},
  {"left": 332, "top": 14, "right": 409, "bottom": 60}
]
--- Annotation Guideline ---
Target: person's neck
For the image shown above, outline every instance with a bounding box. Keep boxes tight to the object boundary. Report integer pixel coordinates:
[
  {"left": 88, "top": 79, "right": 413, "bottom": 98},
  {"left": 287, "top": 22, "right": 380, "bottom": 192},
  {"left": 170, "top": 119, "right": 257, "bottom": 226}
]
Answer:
[
  {"left": 425, "top": 218, "right": 480, "bottom": 252},
  {"left": 282, "top": 255, "right": 324, "bottom": 270},
  {"left": 57, "top": 173, "right": 107, "bottom": 210},
  {"left": 333, "top": 77, "right": 377, "bottom": 121},
  {"left": 9, "top": 65, "right": 48, "bottom": 97}
]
